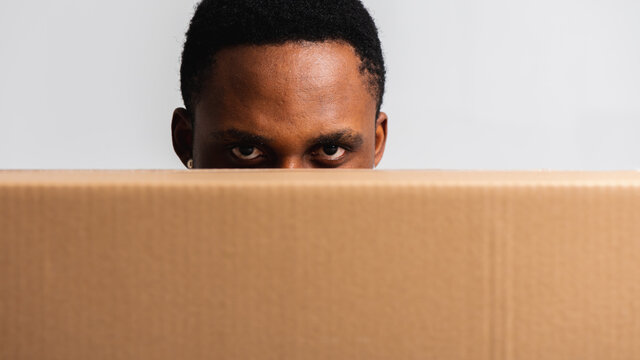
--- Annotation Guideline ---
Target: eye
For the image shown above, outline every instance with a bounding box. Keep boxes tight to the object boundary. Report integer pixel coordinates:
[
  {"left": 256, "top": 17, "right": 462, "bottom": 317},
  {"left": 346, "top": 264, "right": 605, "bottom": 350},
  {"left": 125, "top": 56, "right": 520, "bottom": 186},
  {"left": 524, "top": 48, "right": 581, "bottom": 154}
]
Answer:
[
  {"left": 231, "top": 145, "right": 264, "bottom": 160},
  {"left": 316, "top": 144, "right": 346, "bottom": 161}
]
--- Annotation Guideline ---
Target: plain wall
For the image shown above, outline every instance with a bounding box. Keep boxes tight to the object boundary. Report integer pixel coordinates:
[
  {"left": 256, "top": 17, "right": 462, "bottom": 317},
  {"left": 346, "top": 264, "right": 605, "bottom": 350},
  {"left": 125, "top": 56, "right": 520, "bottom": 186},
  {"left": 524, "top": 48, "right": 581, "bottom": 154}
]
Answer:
[{"left": 1, "top": 0, "right": 639, "bottom": 170}]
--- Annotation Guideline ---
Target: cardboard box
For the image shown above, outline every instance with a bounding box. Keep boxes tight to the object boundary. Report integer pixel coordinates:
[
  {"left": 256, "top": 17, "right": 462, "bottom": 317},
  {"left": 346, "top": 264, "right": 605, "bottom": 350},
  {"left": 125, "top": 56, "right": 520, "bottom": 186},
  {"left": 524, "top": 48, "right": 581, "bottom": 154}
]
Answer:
[{"left": 2, "top": 170, "right": 640, "bottom": 359}]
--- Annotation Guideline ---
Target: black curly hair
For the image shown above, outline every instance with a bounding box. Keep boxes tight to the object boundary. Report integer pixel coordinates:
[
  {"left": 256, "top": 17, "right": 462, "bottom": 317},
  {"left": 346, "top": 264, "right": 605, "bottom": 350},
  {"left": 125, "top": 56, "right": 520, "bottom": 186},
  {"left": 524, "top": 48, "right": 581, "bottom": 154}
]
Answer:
[{"left": 180, "top": 0, "right": 386, "bottom": 117}]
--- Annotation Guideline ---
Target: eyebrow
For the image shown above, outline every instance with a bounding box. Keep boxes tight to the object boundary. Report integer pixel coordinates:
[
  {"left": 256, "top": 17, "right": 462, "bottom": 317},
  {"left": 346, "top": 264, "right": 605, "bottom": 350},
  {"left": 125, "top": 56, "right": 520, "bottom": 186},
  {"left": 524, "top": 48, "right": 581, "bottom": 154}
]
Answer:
[
  {"left": 308, "top": 129, "right": 364, "bottom": 149},
  {"left": 210, "top": 129, "right": 273, "bottom": 145},
  {"left": 210, "top": 127, "right": 364, "bottom": 149}
]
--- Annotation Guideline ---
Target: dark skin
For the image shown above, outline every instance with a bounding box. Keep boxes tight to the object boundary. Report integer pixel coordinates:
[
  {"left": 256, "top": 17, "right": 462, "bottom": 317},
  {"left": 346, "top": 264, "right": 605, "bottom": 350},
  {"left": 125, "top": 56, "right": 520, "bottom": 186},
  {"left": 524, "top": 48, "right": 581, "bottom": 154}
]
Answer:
[{"left": 172, "top": 40, "right": 388, "bottom": 169}]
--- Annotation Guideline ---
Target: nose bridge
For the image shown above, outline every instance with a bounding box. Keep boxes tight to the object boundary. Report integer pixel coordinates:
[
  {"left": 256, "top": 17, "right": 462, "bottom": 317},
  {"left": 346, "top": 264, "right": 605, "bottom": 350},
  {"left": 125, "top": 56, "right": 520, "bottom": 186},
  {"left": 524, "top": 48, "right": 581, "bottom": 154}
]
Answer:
[
  {"left": 278, "top": 155, "right": 308, "bottom": 169},
  {"left": 270, "top": 128, "right": 311, "bottom": 168}
]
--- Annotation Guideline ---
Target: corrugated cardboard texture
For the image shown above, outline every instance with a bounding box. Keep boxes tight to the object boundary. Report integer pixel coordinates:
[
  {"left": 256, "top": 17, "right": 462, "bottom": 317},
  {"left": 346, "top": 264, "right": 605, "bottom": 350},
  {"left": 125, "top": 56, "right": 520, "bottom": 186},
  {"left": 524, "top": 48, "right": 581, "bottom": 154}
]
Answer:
[{"left": 2, "top": 170, "right": 640, "bottom": 359}]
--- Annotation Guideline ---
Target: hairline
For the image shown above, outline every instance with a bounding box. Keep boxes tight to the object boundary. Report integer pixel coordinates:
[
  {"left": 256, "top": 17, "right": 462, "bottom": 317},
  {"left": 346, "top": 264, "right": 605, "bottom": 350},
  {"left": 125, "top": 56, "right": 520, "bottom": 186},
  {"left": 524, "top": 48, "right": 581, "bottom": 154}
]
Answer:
[{"left": 186, "top": 39, "right": 383, "bottom": 119}]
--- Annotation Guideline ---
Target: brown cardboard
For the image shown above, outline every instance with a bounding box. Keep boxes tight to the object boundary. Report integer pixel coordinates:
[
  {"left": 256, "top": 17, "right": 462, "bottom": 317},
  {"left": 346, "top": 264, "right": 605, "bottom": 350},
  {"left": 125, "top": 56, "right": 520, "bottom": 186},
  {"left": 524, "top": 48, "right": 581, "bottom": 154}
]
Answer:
[{"left": 2, "top": 170, "right": 640, "bottom": 359}]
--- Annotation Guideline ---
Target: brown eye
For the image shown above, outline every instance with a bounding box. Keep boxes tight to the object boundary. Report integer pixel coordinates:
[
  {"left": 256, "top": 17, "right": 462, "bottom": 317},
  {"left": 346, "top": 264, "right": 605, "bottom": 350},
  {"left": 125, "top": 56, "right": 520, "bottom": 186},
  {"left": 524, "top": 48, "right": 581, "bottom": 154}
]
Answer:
[
  {"left": 317, "top": 145, "right": 346, "bottom": 160},
  {"left": 323, "top": 145, "right": 339, "bottom": 155},
  {"left": 231, "top": 146, "right": 263, "bottom": 160}
]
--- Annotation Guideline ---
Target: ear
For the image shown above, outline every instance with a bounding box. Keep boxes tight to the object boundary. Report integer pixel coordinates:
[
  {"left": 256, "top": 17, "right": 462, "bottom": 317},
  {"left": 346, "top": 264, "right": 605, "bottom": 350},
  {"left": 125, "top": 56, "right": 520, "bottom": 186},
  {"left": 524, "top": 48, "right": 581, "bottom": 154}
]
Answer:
[
  {"left": 171, "top": 107, "right": 194, "bottom": 168},
  {"left": 373, "top": 111, "right": 388, "bottom": 168}
]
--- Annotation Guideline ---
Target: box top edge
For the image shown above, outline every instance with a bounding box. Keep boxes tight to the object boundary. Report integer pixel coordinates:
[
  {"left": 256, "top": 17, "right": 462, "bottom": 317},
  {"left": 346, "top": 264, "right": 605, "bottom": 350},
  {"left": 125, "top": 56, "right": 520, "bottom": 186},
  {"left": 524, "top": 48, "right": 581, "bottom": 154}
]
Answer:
[{"left": 2, "top": 169, "right": 640, "bottom": 187}]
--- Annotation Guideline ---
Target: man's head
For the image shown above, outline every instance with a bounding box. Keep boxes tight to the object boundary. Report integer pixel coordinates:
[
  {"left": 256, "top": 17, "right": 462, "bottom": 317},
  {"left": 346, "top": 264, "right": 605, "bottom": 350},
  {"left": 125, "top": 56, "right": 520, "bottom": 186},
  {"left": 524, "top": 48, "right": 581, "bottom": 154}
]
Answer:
[{"left": 172, "top": 0, "right": 388, "bottom": 169}]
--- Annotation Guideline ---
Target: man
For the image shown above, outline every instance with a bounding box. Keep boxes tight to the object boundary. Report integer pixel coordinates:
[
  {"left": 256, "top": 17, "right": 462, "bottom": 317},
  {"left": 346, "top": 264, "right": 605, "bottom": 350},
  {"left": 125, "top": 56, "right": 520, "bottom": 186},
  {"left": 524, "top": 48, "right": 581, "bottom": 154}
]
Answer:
[{"left": 171, "top": 0, "right": 388, "bottom": 169}]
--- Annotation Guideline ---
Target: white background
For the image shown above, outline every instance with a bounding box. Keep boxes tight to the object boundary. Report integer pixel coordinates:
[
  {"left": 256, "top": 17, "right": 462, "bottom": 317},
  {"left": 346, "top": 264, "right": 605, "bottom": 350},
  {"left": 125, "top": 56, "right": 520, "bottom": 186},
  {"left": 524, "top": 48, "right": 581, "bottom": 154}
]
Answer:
[{"left": 1, "top": 0, "right": 639, "bottom": 170}]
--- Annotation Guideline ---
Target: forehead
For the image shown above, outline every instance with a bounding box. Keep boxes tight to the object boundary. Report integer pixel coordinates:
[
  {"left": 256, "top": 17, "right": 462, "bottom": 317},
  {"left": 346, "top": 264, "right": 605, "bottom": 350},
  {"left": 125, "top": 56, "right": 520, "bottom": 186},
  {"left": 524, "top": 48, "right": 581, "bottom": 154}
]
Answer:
[
  {"left": 207, "top": 40, "right": 372, "bottom": 99},
  {"left": 194, "top": 41, "right": 377, "bottom": 135}
]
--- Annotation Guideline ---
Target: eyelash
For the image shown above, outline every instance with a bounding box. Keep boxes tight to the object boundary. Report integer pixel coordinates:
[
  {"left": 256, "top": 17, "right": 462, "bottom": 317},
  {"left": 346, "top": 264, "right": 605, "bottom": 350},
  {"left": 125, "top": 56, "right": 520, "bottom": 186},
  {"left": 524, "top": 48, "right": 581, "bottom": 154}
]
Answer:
[
  {"left": 225, "top": 144, "right": 267, "bottom": 161},
  {"left": 313, "top": 143, "right": 350, "bottom": 158},
  {"left": 318, "top": 142, "right": 353, "bottom": 152},
  {"left": 225, "top": 142, "right": 352, "bottom": 162}
]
